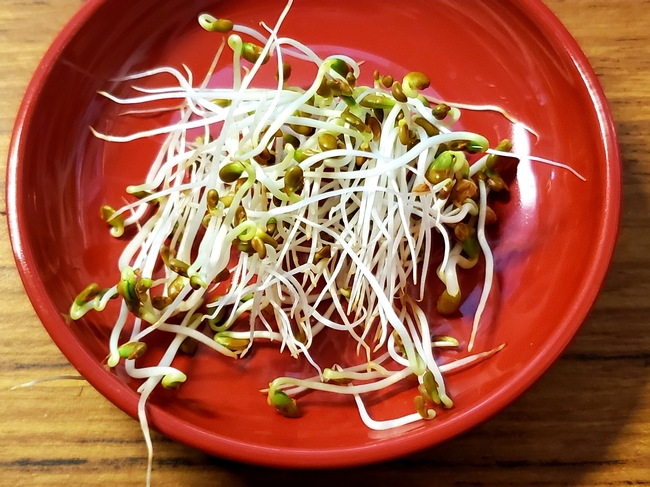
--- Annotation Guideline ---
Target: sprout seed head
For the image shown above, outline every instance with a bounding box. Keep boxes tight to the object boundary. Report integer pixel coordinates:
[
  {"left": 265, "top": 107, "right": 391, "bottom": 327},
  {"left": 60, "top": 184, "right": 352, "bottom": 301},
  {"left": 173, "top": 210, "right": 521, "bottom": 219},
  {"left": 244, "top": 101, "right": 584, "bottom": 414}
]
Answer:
[
  {"left": 271, "top": 390, "right": 301, "bottom": 418},
  {"left": 318, "top": 132, "right": 338, "bottom": 152},
  {"left": 329, "top": 58, "right": 351, "bottom": 77},
  {"left": 461, "top": 233, "right": 480, "bottom": 260},
  {"left": 100, "top": 205, "right": 125, "bottom": 237},
  {"left": 423, "top": 370, "right": 441, "bottom": 405},
  {"left": 359, "top": 94, "right": 395, "bottom": 110},
  {"left": 251, "top": 235, "right": 267, "bottom": 259},
  {"left": 486, "top": 139, "right": 514, "bottom": 170},
  {"left": 162, "top": 371, "right": 187, "bottom": 389},
  {"left": 118, "top": 341, "right": 147, "bottom": 360},
  {"left": 241, "top": 42, "right": 269, "bottom": 64},
  {"left": 198, "top": 14, "right": 234, "bottom": 33},
  {"left": 265, "top": 217, "right": 277, "bottom": 236},
  {"left": 219, "top": 161, "right": 245, "bottom": 183},
  {"left": 432, "top": 103, "right": 451, "bottom": 120},
  {"left": 284, "top": 165, "right": 304, "bottom": 194},
  {"left": 313, "top": 245, "right": 331, "bottom": 264},
  {"left": 402, "top": 71, "right": 430, "bottom": 98},
  {"left": 215, "top": 335, "right": 251, "bottom": 351},
  {"left": 391, "top": 81, "right": 407, "bottom": 103},
  {"left": 437, "top": 289, "right": 462, "bottom": 315},
  {"left": 207, "top": 188, "right": 220, "bottom": 214},
  {"left": 277, "top": 61, "right": 292, "bottom": 82},
  {"left": 413, "top": 116, "right": 440, "bottom": 137}
]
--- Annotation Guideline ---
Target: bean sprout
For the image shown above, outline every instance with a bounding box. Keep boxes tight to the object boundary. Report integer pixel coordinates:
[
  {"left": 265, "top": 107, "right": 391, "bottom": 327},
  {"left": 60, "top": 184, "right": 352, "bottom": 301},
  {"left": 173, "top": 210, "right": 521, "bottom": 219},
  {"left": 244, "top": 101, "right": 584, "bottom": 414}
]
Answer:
[{"left": 68, "top": 4, "right": 582, "bottom": 485}]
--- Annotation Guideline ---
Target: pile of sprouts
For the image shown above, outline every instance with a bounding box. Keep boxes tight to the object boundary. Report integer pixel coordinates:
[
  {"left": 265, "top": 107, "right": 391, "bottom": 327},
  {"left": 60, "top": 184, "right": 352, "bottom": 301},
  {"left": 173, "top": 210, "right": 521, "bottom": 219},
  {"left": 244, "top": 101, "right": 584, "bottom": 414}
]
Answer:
[{"left": 68, "top": 2, "right": 582, "bottom": 484}]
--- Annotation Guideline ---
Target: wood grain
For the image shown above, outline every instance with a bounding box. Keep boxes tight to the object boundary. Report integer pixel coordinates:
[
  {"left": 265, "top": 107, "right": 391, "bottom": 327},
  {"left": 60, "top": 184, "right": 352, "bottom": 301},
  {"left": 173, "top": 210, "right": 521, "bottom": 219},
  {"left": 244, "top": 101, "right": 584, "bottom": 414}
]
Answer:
[{"left": 1, "top": 1, "right": 649, "bottom": 486}]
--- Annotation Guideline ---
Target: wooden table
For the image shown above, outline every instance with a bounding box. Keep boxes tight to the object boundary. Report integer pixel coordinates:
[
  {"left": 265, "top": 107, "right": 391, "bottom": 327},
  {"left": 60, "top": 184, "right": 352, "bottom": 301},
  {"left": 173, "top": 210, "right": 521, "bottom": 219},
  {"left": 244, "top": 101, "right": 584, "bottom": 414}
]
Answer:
[{"left": 1, "top": 1, "right": 647, "bottom": 486}]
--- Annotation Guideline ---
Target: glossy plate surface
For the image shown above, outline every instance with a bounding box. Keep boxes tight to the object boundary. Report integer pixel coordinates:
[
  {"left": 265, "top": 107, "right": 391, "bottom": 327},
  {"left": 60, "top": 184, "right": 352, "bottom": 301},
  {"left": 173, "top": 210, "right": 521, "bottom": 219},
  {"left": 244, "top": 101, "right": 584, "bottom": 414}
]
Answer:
[{"left": 7, "top": 0, "right": 620, "bottom": 468}]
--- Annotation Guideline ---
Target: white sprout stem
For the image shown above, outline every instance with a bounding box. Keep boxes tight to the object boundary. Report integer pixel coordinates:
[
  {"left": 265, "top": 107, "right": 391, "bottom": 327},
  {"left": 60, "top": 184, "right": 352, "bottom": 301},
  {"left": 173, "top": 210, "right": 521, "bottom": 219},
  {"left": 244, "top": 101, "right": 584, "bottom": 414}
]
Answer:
[
  {"left": 353, "top": 393, "right": 433, "bottom": 430},
  {"left": 439, "top": 344, "right": 506, "bottom": 373},
  {"left": 470, "top": 149, "right": 587, "bottom": 182},
  {"left": 271, "top": 366, "right": 413, "bottom": 396},
  {"left": 423, "top": 95, "right": 539, "bottom": 139},
  {"left": 469, "top": 179, "right": 494, "bottom": 352},
  {"left": 295, "top": 215, "right": 422, "bottom": 374},
  {"left": 137, "top": 376, "right": 159, "bottom": 487}
]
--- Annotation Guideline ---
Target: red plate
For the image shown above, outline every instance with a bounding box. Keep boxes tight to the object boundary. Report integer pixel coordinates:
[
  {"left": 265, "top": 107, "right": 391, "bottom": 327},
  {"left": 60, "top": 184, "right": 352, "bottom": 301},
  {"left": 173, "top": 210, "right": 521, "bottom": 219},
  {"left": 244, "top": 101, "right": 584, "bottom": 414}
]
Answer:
[{"left": 7, "top": 0, "right": 620, "bottom": 468}]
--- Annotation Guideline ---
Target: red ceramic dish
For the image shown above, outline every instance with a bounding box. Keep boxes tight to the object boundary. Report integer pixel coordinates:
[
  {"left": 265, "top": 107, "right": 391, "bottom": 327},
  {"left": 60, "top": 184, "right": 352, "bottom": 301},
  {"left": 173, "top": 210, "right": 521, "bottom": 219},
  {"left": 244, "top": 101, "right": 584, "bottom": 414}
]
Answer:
[{"left": 7, "top": 0, "right": 620, "bottom": 469}]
